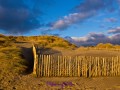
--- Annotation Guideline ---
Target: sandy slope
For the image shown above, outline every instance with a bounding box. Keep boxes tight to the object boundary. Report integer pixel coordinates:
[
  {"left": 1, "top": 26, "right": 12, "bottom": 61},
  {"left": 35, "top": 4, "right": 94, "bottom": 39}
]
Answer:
[
  {"left": 8, "top": 74, "right": 120, "bottom": 90},
  {"left": 1, "top": 42, "right": 120, "bottom": 90}
]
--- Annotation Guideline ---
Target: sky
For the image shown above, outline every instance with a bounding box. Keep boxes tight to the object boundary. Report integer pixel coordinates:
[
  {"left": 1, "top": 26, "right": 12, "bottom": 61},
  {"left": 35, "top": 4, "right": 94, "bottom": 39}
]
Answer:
[{"left": 0, "top": 0, "right": 120, "bottom": 46}]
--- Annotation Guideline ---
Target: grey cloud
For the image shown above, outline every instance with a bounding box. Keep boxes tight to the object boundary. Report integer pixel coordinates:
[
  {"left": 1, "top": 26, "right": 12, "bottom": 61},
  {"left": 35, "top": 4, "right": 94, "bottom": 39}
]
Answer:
[
  {"left": 108, "top": 27, "right": 120, "bottom": 34},
  {"left": 76, "top": 0, "right": 106, "bottom": 12},
  {"left": 104, "top": 18, "right": 118, "bottom": 23},
  {"left": 0, "top": 0, "right": 52, "bottom": 34},
  {"left": 65, "top": 33, "right": 120, "bottom": 46},
  {"left": 109, "top": 34, "right": 120, "bottom": 44},
  {"left": 118, "top": 0, "right": 120, "bottom": 4}
]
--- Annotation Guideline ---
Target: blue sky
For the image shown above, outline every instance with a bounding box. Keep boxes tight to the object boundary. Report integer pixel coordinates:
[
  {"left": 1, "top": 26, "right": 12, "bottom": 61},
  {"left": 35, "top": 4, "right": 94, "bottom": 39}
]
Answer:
[
  {"left": 33, "top": 0, "right": 120, "bottom": 37},
  {"left": 0, "top": 0, "right": 120, "bottom": 46}
]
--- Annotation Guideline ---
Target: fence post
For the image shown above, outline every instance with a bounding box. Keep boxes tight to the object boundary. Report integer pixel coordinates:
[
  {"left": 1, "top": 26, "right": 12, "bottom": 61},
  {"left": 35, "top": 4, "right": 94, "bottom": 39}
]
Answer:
[
  {"left": 33, "top": 44, "right": 38, "bottom": 76},
  {"left": 69, "top": 56, "right": 71, "bottom": 76},
  {"left": 89, "top": 56, "right": 91, "bottom": 77},
  {"left": 118, "top": 56, "right": 120, "bottom": 76}
]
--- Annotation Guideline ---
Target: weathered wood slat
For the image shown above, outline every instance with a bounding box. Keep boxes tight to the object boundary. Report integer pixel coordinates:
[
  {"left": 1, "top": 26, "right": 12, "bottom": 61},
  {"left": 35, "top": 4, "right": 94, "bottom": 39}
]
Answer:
[
  {"left": 33, "top": 45, "right": 120, "bottom": 77},
  {"left": 35, "top": 55, "right": 120, "bottom": 77}
]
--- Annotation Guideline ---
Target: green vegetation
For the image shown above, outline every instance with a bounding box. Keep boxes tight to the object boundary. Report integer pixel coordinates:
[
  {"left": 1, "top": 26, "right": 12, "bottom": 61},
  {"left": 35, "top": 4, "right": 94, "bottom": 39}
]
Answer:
[
  {"left": 0, "top": 34, "right": 77, "bottom": 89},
  {"left": 0, "top": 35, "right": 28, "bottom": 89},
  {"left": 0, "top": 34, "right": 77, "bottom": 49},
  {"left": 0, "top": 34, "right": 120, "bottom": 89},
  {"left": 96, "top": 43, "right": 114, "bottom": 49},
  {"left": 0, "top": 46, "right": 27, "bottom": 73},
  {"left": 16, "top": 35, "right": 77, "bottom": 49},
  {"left": 0, "top": 46, "right": 28, "bottom": 89},
  {"left": 0, "top": 34, "right": 17, "bottom": 47},
  {"left": 96, "top": 43, "right": 120, "bottom": 49},
  {"left": 77, "top": 43, "right": 120, "bottom": 50}
]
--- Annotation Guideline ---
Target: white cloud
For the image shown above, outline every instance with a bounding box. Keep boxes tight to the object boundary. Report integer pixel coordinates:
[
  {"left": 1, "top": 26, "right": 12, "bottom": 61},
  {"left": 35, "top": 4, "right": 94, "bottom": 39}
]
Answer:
[
  {"left": 47, "top": 0, "right": 115, "bottom": 31},
  {"left": 71, "top": 36, "right": 89, "bottom": 42},
  {"left": 108, "top": 27, "right": 120, "bottom": 34},
  {"left": 50, "top": 11, "right": 96, "bottom": 30}
]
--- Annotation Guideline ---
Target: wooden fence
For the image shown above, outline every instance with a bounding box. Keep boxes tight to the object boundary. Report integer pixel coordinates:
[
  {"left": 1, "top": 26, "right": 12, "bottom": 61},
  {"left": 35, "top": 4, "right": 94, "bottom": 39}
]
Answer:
[
  {"left": 32, "top": 45, "right": 120, "bottom": 77},
  {"left": 33, "top": 44, "right": 37, "bottom": 75}
]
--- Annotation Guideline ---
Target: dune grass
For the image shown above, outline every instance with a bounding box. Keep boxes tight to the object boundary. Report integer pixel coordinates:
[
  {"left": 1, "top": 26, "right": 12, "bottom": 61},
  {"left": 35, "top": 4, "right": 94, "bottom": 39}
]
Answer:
[
  {"left": 0, "top": 34, "right": 120, "bottom": 89},
  {"left": 0, "top": 45, "right": 28, "bottom": 89}
]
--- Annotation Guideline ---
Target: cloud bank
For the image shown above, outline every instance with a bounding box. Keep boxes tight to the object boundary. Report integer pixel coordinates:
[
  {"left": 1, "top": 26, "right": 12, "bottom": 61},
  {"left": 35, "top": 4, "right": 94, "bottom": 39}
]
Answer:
[{"left": 65, "top": 31, "right": 120, "bottom": 46}]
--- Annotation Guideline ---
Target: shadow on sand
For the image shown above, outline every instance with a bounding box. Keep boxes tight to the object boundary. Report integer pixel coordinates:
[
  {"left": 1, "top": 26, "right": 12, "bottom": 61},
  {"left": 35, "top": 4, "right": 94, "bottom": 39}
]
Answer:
[{"left": 21, "top": 47, "right": 62, "bottom": 74}]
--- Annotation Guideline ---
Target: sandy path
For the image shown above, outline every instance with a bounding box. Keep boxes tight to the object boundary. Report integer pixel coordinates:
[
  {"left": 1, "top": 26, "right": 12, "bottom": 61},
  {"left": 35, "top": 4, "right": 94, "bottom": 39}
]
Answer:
[
  {"left": 12, "top": 74, "right": 120, "bottom": 90},
  {"left": 13, "top": 42, "right": 120, "bottom": 90}
]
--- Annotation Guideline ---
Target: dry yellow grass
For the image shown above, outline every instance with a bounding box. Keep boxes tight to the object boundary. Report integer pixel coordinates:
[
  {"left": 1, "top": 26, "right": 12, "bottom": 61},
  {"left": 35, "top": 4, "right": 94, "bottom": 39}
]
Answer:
[
  {"left": 0, "top": 34, "right": 120, "bottom": 90},
  {"left": 0, "top": 45, "right": 28, "bottom": 89}
]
